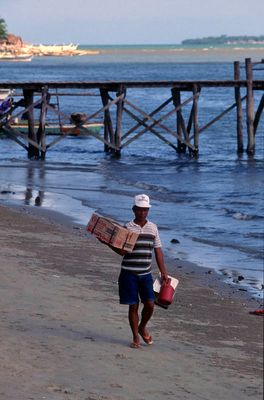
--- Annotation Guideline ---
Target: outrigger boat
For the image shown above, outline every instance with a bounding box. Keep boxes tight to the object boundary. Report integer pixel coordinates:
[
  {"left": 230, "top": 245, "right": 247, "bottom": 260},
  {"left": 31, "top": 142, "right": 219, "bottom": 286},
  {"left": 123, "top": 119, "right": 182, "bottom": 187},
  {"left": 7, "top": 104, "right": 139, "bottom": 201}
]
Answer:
[{"left": 0, "top": 121, "right": 104, "bottom": 138}]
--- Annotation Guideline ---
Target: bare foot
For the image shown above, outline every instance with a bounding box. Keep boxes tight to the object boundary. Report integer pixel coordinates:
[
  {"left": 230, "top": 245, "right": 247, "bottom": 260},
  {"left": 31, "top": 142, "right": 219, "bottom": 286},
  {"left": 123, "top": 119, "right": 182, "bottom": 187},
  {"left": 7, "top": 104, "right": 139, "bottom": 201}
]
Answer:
[
  {"left": 138, "top": 326, "right": 154, "bottom": 345},
  {"left": 130, "top": 341, "right": 142, "bottom": 349}
]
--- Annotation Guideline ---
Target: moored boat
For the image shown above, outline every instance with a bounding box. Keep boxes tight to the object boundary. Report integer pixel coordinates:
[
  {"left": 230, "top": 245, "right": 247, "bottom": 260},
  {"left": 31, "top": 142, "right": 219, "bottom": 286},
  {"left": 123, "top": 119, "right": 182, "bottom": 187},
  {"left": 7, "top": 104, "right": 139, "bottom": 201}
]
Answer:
[
  {"left": 0, "top": 53, "right": 32, "bottom": 62},
  {"left": 29, "top": 43, "right": 79, "bottom": 56},
  {"left": 0, "top": 121, "right": 103, "bottom": 138}
]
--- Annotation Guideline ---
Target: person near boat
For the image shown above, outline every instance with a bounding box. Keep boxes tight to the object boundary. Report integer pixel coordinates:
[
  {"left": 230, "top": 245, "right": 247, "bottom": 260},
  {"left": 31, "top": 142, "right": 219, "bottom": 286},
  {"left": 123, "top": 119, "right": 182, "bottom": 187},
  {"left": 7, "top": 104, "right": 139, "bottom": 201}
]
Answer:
[{"left": 0, "top": 97, "right": 13, "bottom": 115}]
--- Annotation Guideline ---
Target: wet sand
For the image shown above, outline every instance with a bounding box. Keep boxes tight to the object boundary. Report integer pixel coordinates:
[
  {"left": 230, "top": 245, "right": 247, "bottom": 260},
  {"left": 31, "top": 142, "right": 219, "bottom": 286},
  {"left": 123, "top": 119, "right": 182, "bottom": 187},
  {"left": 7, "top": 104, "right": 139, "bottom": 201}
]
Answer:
[{"left": 0, "top": 204, "right": 263, "bottom": 400}]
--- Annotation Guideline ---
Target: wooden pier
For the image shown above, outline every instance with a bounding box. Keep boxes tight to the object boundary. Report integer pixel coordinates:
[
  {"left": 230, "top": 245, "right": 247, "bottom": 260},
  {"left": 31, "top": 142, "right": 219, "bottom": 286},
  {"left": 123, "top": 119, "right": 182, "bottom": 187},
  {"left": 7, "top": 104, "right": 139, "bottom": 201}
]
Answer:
[{"left": 0, "top": 58, "right": 263, "bottom": 159}]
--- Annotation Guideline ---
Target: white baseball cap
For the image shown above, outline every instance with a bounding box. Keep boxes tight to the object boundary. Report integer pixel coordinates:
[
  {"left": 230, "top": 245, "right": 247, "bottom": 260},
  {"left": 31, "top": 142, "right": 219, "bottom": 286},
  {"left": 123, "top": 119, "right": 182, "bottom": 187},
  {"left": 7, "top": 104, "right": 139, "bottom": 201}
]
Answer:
[{"left": 134, "top": 194, "right": 151, "bottom": 208}]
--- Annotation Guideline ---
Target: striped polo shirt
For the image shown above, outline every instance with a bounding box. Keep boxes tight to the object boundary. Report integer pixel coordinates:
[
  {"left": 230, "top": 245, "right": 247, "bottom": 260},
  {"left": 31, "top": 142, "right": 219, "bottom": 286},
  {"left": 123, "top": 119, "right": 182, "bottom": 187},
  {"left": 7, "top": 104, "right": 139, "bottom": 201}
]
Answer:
[{"left": 121, "top": 220, "right": 162, "bottom": 275}]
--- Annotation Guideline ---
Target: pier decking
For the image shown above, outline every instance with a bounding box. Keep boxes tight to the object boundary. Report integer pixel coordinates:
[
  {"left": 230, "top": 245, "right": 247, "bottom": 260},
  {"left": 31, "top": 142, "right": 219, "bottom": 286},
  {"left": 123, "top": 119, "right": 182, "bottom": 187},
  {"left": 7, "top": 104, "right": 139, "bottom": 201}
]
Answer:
[{"left": 0, "top": 58, "right": 263, "bottom": 159}]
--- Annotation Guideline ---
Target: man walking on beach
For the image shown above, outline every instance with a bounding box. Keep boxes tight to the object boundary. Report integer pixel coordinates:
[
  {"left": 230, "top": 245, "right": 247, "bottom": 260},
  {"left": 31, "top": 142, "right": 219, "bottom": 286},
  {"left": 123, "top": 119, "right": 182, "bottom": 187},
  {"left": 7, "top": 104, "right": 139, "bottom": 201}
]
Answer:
[{"left": 108, "top": 194, "right": 168, "bottom": 348}]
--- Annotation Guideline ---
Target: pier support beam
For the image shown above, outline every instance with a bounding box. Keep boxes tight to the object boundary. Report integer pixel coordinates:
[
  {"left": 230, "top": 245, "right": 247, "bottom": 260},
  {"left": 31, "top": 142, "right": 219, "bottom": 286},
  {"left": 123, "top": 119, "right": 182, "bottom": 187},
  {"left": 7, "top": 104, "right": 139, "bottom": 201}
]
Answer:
[
  {"left": 37, "top": 86, "right": 48, "bottom": 160},
  {"left": 114, "top": 86, "right": 125, "bottom": 157},
  {"left": 100, "top": 89, "right": 114, "bottom": 152},
  {"left": 192, "top": 84, "right": 200, "bottom": 156},
  {"left": 254, "top": 94, "right": 264, "bottom": 135},
  {"left": 245, "top": 58, "right": 255, "bottom": 155},
  {"left": 234, "top": 61, "right": 244, "bottom": 154},
  {"left": 23, "top": 89, "right": 38, "bottom": 159},
  {"left": 172, "top": 89, "right": 186, "bottom": 153}
]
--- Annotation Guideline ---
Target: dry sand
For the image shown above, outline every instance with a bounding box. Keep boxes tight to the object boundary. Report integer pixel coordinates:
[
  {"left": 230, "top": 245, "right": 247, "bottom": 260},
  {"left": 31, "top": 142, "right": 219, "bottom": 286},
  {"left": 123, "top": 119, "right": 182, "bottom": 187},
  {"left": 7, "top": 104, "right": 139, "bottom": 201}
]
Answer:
[{"left": 0, "top": 204, "right": 263, "bottom": 400}]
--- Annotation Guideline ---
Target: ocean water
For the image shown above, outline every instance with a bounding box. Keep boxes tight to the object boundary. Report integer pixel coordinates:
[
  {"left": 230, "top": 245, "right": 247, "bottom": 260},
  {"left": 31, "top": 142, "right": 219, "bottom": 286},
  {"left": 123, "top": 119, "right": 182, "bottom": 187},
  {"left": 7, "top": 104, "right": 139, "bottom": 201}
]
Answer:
[{"left": 0, "top": 46, "right": 263, "bottom": 298}]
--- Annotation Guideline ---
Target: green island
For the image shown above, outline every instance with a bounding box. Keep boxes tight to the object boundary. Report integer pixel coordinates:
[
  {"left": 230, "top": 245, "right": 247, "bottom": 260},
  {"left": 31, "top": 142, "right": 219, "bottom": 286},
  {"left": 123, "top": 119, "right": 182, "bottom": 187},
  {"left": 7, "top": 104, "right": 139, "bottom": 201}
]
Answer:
[{"left": 182, "top": 35, "right": 264, "bottom": 45}]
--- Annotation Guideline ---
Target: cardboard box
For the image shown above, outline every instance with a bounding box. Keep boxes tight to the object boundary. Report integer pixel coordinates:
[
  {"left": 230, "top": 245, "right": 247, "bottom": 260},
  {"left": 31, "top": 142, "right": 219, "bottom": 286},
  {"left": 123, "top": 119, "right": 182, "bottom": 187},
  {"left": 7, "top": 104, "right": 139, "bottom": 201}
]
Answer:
[{"left": 87, "top": 213, "right": 138, "bottom": 252}]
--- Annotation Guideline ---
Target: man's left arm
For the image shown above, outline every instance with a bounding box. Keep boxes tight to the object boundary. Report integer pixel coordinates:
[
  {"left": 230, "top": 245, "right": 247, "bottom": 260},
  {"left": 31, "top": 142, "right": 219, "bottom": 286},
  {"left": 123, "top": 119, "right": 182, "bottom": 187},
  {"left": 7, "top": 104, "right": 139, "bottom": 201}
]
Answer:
[{"left": 154, "top": 247, "right": 168, "bottom": 281}]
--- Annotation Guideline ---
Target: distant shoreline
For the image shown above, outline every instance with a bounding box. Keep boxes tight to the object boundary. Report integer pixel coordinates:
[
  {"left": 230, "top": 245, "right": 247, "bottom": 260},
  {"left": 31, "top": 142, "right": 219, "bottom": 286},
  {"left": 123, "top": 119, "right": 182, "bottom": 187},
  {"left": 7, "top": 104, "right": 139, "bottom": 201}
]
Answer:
[
  {"left": 1, "top": 41, "right": 264, "bottom": 63},
  {"left": 78, "top": 43, "right": 264, "bottom": 60},
  {"left": 181, "top": 34, "right": 264, "bottom": 46},
  {"left": 77, "top": 43, "right": 264, "bottom": 55},
  {"left": 1, "top": 30, "right": 264, "bottom": 59},
  {"left": 78, "top": 42, "right": 264, "bottom": 48}
]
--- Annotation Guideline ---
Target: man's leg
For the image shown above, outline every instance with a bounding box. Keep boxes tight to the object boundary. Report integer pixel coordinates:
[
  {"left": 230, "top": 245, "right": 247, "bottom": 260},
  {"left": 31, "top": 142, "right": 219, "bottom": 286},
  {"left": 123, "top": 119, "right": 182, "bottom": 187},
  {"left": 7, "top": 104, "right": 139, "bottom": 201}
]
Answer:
[
  {"left": 128, "top": 303, "right": 140, "bottom": 346},
  {"left": 138, "top": 300, "right": 154, "bottom": 344}
]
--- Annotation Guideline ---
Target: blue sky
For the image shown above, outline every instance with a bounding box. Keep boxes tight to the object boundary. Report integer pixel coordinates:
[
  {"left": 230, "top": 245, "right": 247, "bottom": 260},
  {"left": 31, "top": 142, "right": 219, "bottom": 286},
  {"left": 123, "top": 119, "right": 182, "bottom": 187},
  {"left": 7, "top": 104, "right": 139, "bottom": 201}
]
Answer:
[{"left": 1, "top": 0, "right": 263, "bottom": 44}]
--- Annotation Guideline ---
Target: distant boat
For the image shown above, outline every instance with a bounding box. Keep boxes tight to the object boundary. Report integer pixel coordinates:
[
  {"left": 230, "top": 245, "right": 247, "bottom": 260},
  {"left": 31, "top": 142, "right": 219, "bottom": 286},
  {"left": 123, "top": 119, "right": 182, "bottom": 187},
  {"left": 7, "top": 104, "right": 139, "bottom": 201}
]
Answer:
[
  {"left": 29, "top": 43, "right": 79, "bottom": 56},
  {"left": 0, "top": 121, "right": 104, "bottom": 138},
  {"left": 36, "top": 43, "right": 78, "bottom": 52},
  {"left": 0, "top": 53, "right": 32, "bottom": 62}
]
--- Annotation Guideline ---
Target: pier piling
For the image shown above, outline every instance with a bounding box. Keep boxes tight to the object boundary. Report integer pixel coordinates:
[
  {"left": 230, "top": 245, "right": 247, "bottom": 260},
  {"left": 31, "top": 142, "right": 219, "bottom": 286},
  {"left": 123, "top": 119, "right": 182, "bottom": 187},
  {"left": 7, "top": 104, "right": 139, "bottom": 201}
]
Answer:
[
  {"left": 23, "top": 89, "right": 38, "bottom": 159},
  {"left": 234, "top": 61, "right": 244, "bottom": 154},
  {"left": 172, "top": 88, "right": 186, "bottom": 153},
  {"left": 192, "top": 83, "right": 200, "bottom": 156},
  {"left": 37, "top": 86, "right": 48, "bottom": 160},
  {"left": 114, "top": 86, "right": 125, "bottom": 157},
  {"left": 100, "top": 89, "right": 114, "bottom": 153},
  {"left": 245, "top": 58, "right": 255, "bottom": 155}
]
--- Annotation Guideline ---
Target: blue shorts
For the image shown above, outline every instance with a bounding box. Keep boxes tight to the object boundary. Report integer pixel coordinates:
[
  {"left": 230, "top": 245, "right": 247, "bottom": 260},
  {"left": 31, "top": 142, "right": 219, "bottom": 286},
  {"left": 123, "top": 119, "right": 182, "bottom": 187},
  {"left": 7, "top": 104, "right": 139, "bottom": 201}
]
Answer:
[{"left": 118, "top": 269, "right": 155, "bottom": 305}]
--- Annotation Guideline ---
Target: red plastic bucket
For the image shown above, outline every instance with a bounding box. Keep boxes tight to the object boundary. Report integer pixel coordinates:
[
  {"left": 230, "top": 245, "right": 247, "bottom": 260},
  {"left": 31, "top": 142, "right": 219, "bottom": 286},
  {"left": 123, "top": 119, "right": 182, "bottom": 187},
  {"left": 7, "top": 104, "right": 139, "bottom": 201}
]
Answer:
[{"left": 158, "top": 278, "right": 175, "bottom": 306}]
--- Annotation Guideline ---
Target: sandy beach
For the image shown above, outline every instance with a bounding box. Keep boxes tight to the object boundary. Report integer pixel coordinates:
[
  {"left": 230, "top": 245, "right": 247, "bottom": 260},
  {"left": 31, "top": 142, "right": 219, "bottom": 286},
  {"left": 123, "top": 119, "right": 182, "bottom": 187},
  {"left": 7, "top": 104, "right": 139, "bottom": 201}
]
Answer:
[{"left": 0, "top": 204, "right": 263, "bottom": 400}]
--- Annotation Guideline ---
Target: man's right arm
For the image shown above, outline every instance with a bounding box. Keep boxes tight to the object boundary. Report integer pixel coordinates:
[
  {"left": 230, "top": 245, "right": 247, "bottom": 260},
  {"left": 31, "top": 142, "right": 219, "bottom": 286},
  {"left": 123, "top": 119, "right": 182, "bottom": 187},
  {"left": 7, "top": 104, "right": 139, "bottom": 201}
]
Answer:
[
  {"left": 108, "top": 244, "right": 127, "bottom": 256},
  {"left": 97, "top": 238, "right": 127, "bottom": 256}
]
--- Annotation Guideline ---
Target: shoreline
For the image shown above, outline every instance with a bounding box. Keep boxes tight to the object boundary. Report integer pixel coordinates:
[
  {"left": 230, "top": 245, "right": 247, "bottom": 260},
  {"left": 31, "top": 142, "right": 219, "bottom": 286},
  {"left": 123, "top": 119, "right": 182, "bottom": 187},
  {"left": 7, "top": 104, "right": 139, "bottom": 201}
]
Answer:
[
  {"left": 2, "top": 201, "right": 263, "bottom": 309},
  {"left": 0, "top": 203, "right": 263, "bottom": 399},
  {"left": 21, "top": 203, "right": 264, "bottom": 304},
  {"left": 1, "top": 184, "right": 263, "bottom": 302}
]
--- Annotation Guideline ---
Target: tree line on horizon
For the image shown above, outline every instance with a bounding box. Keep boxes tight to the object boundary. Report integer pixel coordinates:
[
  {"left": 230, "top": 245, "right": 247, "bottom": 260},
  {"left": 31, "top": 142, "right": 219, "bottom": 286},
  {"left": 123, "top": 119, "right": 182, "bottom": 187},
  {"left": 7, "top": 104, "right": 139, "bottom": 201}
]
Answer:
[
  {"left": 0, "top": 17, "right": 7, "bottom": 40},
  {"left": 182, "top": 34, "right": 264, "bottom": 45}
]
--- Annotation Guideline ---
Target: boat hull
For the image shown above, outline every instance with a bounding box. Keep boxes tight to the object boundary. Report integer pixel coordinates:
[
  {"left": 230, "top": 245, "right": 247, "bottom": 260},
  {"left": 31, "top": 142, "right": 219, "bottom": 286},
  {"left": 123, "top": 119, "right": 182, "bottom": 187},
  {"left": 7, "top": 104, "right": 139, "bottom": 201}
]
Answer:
[
  {"left": 0, "top": 122, "right": 103, "bottom": 137},
  {"left": 0, "top": 54, "right": 32, "bottom": 62}
]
